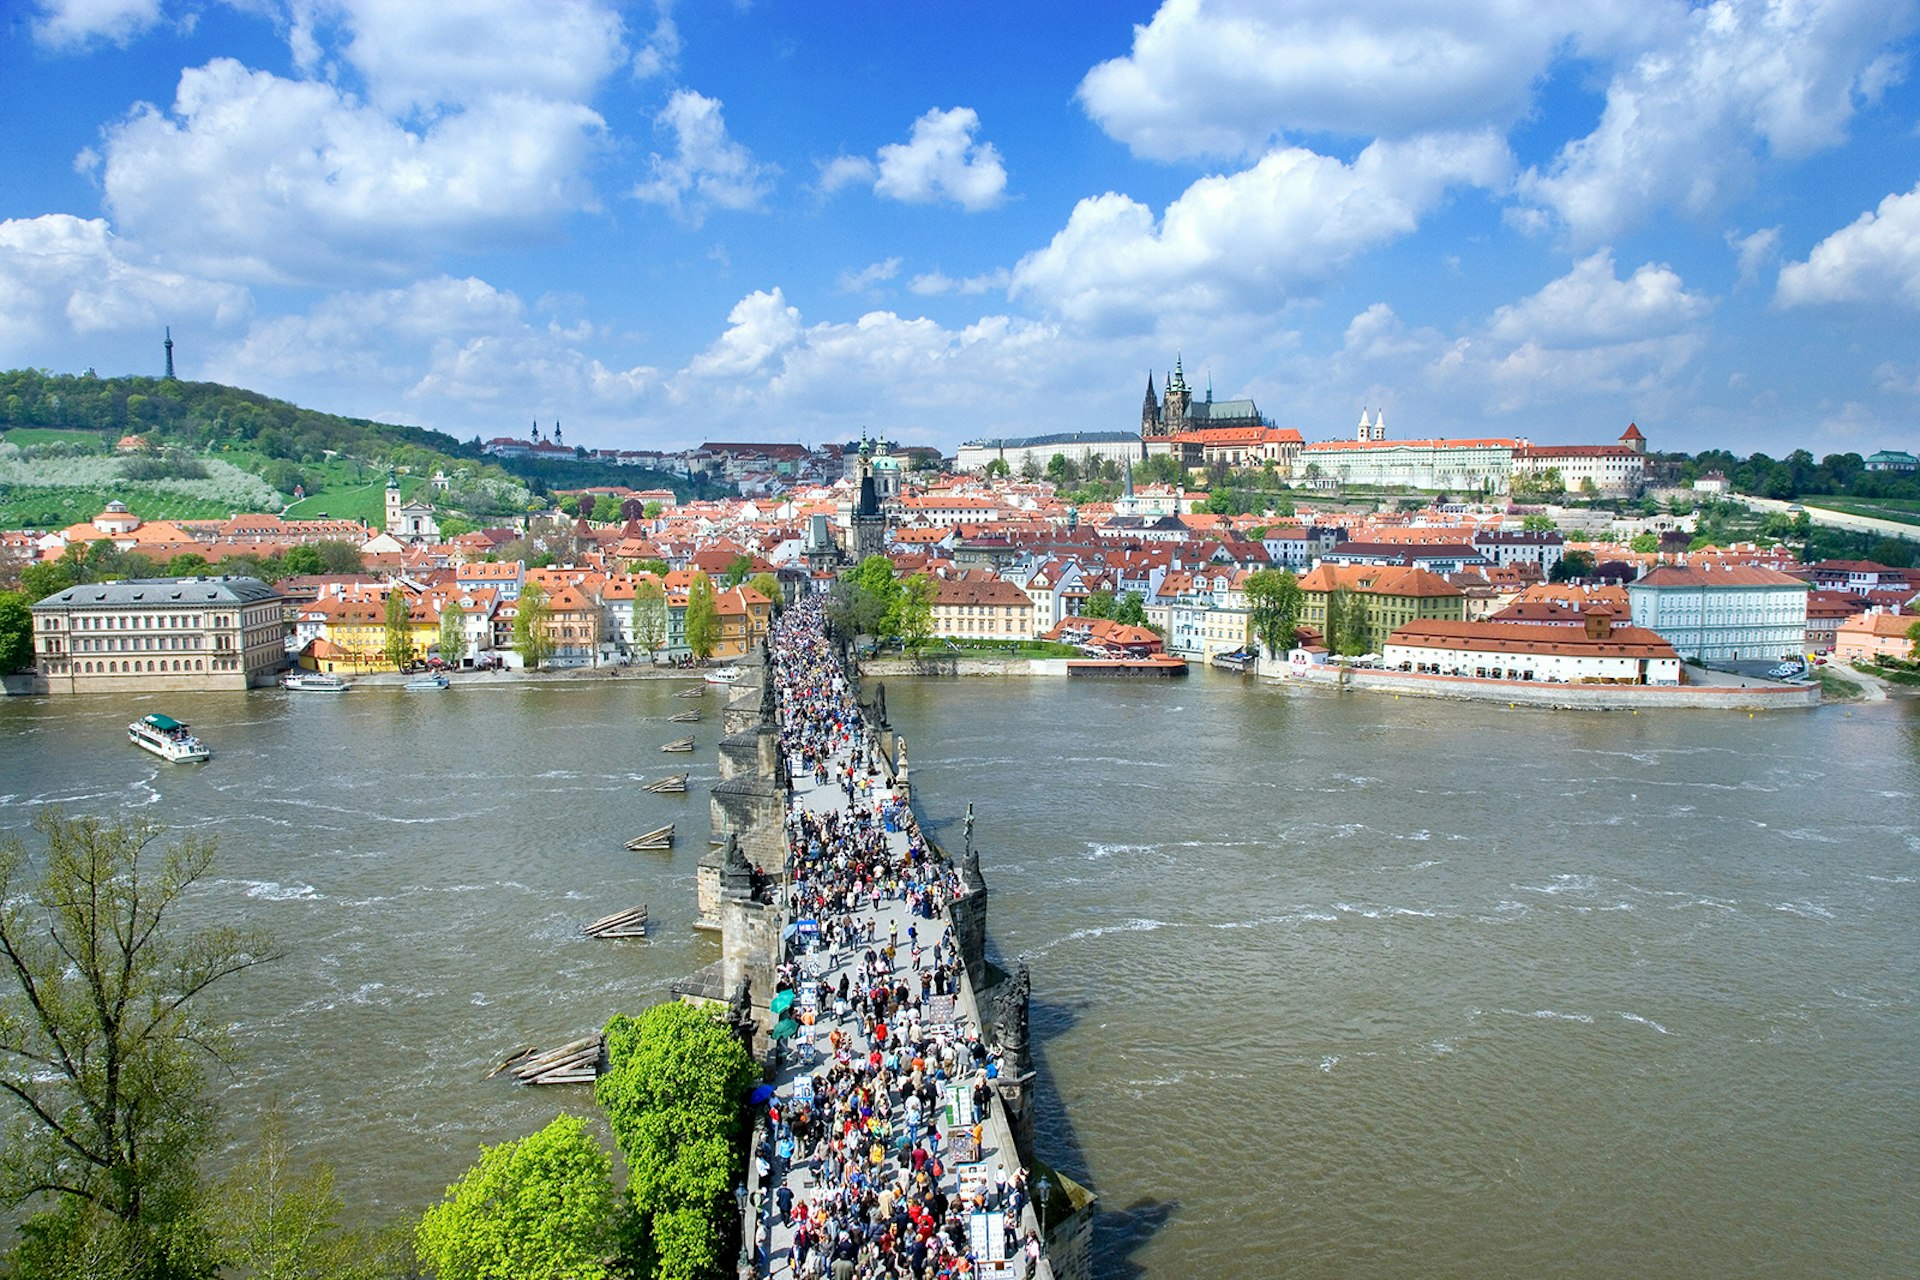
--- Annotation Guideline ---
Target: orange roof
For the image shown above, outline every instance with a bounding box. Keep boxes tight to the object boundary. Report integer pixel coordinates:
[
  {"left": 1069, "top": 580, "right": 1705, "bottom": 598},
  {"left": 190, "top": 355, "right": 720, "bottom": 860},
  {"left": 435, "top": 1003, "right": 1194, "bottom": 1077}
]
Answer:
[
  {"left": 1388, "top": 619, "right": 1678, "bottom": 659},
  {"left": 1636, "top": 565, "right": 1808, "bottom": 589}
]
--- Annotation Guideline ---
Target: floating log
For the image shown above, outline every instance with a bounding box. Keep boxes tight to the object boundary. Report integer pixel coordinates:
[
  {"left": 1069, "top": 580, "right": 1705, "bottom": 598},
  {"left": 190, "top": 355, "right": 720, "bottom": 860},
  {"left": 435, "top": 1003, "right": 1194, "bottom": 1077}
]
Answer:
[
  {"left": 497, "top": 1034, "right": 602, "bottom": 1085},
  {"left": 583, "top": 904, "right": 649, "bottom": 938},
  {"left": 675, "top": 686, "right": 706, "bottom": 699},
  {"left": 662, "top": 736, "right": 695, "bottom": 753},
  {"left": 485, "top": 1046, "right": 536, "bottom": 1079},
  {"left": 626, "top": 823, "right": 675, "bottom": 851},
  {"left": 645, "top": 773, "right": 688, "bottom": 793},
  {"left": 669, "top": 709, "right": 701, "bottom": 723}
]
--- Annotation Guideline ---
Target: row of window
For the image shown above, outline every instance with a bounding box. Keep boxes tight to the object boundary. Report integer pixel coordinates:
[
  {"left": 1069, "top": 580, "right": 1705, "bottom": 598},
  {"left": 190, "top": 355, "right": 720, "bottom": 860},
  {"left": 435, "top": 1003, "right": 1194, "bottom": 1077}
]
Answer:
[
  {"left": 44, "top": 613, "right": 223, "bottom": 630},
  {"left": 59, "top": 658, "right": 248, "bottom": 674}
]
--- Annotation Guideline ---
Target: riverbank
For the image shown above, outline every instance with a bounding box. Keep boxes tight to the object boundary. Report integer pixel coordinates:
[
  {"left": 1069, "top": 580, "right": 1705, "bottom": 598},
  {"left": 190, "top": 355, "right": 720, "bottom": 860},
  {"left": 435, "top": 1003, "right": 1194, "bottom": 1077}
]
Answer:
[{"left": 1258, "top": 659, "right": 1822, "bottom": 711}]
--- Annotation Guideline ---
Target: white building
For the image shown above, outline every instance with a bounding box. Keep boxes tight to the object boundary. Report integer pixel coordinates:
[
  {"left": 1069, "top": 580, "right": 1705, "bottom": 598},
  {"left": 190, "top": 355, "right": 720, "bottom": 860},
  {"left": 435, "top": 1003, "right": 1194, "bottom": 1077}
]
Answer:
[
  {"left": 1383, "top": 616, "right": 1682, "bottom": 684},
  {"left": 33, "top": 576, "right": 287, "bottom": 693},
  {"left": 1296, "top": 436, "right": 1517, "bottom": 494},
  {"left": 1627, "top": 564, "right": 1809, "bottom": 662},
  {"left": 955, "top": 431, "right": 1142, "bottom": 475}
]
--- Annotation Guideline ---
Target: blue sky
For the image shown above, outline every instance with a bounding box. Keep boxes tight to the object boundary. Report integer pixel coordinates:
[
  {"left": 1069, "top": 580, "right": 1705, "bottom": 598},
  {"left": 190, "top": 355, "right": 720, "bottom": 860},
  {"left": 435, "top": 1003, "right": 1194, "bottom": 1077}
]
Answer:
[{"left": 3, "top": 0, "right": 1919, "bottom": 460}]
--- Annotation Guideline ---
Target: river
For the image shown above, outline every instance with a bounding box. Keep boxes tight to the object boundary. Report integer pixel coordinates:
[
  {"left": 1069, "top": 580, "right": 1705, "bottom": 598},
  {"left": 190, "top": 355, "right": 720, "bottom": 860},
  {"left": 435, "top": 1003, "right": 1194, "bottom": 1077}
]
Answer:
[{"left": 1, "top": 673, "right": 1914, "bottom": 1277}]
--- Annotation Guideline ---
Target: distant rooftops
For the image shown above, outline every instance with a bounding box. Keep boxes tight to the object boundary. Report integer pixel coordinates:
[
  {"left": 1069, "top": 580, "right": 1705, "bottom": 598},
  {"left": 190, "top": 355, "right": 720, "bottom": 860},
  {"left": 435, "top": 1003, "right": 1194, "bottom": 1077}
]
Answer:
[{"left": 35, "top": 576, "right": 281, "bottom": 609}]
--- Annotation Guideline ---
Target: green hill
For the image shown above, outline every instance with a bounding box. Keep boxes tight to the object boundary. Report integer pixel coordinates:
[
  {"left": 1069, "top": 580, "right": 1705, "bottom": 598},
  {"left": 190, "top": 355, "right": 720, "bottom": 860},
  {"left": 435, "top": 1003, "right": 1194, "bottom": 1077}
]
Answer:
[{"left": 0, "top": 369, "right": 714, "bottom": 530}]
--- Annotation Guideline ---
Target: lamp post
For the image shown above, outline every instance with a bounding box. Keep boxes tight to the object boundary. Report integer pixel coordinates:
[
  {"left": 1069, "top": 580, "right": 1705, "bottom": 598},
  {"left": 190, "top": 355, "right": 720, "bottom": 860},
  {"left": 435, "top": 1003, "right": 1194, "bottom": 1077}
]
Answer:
[
  {"left": 1036, "top": 1173, "right": 1051, "bottom": 1242},
  {"left": 735, "top": 1183, "right": 752, "bottom": 1277}
]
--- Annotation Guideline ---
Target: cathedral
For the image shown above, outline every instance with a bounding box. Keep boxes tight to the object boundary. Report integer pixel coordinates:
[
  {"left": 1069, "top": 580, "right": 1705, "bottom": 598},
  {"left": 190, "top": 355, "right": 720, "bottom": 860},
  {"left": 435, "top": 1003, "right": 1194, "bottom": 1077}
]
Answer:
[{"left": 1140, "top": 356, "right": 1267, "bottom": 439}]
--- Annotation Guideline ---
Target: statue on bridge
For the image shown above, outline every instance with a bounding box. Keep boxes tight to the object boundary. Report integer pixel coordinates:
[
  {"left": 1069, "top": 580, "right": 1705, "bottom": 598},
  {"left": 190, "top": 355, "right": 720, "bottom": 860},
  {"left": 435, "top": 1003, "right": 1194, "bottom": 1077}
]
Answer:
[
  {"left": 870, "top": 681, "right": 887, "bottom": 728},
  {"left": 996, "top": 960, "right": 1031, "bottom": 1060}
]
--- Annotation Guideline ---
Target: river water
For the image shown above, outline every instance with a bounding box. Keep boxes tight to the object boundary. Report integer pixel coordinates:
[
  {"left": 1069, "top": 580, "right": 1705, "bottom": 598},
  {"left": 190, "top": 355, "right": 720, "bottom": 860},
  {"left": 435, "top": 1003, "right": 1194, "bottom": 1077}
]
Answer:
[{"left": 1, "top": 674, "right": 1914, "bottom": 1277}]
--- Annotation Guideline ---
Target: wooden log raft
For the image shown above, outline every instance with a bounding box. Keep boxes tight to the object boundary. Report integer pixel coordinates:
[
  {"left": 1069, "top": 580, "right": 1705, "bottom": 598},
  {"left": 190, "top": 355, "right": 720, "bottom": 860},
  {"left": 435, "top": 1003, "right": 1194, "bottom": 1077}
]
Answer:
[
  {"left": 668, "top": 709, "right": 701, "bottom": 723},
  {"left": 661, "top": 736, "right": 695, "bottom": 753},
  {"left": 674, "top": 686, "right": 705, "bottom": 699},
  {"left": 583, "top": 904, "right": 649, "bottom": 938},
  {"left": 496, "top": 1035, "right": 602, "bottom": 1085},
  {"left": 626, "top": 823, "right": 674, "bottom": 851},
  {"left": 644, "top": 772, "right": 688, "bottom": 793}
]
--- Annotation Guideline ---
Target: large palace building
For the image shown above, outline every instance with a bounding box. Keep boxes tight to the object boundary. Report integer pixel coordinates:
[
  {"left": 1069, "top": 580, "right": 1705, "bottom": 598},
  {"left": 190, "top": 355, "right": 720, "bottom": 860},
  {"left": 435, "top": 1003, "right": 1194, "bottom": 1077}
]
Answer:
[{"left": 32, "top": 576, "right": 287, "bottom": 693}]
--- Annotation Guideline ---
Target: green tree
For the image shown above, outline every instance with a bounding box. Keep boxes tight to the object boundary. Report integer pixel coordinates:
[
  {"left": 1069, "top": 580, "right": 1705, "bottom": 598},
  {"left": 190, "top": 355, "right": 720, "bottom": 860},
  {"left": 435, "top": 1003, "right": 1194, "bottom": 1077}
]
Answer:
[
  {"left": 596, "top": 1004, "right": 756, "bottom": 1280},
  {"left": 438, "top": 598, "right": 466, "bottom": 665},
  {"left": 643, "top": 501, "right": 663, "bottom": 520},
  {"left": 1327, "top": 586, "right": 1369, "bottom": 656},
  {"left": 633, "top": 579, "right": 668, "bottom": 659},
  {"left": 278, "top": 545, "right": 324, "bottom": 577},
  {"left": 1907, "top": 617, "right": 1920, "bottom": 660},
  {"left": 721, "top": 555, "right": 754, "bottom": 588},
  {"left": 0, "top": 813, "right": 277, "bottom": 1278},
  {"left": 684, "top": 571, "right": 719, "bottom": 660},
  {"left": 1245, "top": 568, "right": 1303, "bottom": 656},
  {"left": 1551, "top": 549, "right": 1598, "bottom": 582},
  {"left": 887, "top": 573, "right": 937, "bottom": 650},
  {"left": 164, "top": 553, "right": 211, "bottom": 577},
  {"left": 211, "top": 1111, "right": 361, "bottom": 1280},
  {"left": 747, "top": 572, "right": 782, "bottom": 614},
  {"left": 382, "top": 588, "right": 415, "bottom": 671},
  {"left": 1521, "top": 513, "right": 1558, "bottom": 533},
  {"left": 314, "top": 541, "right": 364, "bottom": 574},
  {"left": 514, "top": 581, "right": 555, "bottom": 671},
  {"left": 983, "top": 458, "right": 1010, "bottom": 479},
  {"left": 0, "top": 590, "right": 33, "bottom": 672},
  {"left": 844, "top": 555, "right": 901, "bottom": 639},
  {"left": 1114, "top": 591, "right": 1148, "bottom": 627},
  {"left": 415, "top": 1113, "right": 618, "bottom": 1280},
  {"left": 1629, "top": 532, "right": 1659, "bottom": 554},
  {"left": 1081, "top": 589, "right": 1116, "bottom": 621}
]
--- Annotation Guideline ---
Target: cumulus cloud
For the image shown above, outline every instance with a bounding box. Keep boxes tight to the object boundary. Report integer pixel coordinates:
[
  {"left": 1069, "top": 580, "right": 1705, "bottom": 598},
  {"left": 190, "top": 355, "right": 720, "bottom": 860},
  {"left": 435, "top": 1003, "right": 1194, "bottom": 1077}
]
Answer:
[
  {"left": 210, "top": 274, "right": 660, "bottom": 429},
  {"left": 1777, "top": 183, "right": 1920, "bottom": 309},
  {"left": 1519, "top": 0, "right": 1918, "bottom": 242},
  {"left": 0, "top": 214, "right": 252, "bottom": 367},
  {"left": 631, "top": 90, "right": 776, "bottom": 225},
  {"left": 820, "top": 108, "right": 1007, "bottom": 211},
  {"left": 629, "top": 0, "right": 681, "bottom": 80},
  {"left": 1488, "top": 250, "right": 1711, "bottom": 345},
  {"left": 310, "top": 0, "right": 628, "bottom": 115},
  {"left": 836, "top": 258, "right": 902, "bottom": 293},
  {"left": 1077, "top": 0, "right": 1647, "bottom": 160},
  {"left": 1728, "top": 226, "right": 1782, "bottom": 288},
  {"left": 31, "top": 0, "right": 165, "bottom": 50},
  {"left": 1011, "top": 130, "right": 1511, "bottom": 329},
  {"left": 909, "top": 268, "right": 1010, "bottom": 297},
  {"left": 97, "top": 59, "right": 607, "bottom": 284}
]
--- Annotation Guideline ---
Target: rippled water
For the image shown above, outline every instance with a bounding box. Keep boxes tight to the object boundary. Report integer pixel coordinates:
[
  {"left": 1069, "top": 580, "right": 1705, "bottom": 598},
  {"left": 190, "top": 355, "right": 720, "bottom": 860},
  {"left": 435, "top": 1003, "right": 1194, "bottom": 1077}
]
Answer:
[{"left": 1, "top": 675, "right": 1914, "bottom": 1276}]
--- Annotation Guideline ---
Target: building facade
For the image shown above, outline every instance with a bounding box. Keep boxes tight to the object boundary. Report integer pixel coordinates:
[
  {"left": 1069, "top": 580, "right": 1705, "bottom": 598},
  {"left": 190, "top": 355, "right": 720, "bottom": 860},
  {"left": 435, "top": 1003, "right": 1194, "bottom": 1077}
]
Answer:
[
  {"left": 931, "top": 578, "right": 1037, "bottom": 641},
  {"left": 33, "top": 576, "right": 286, "bottom": 692},
  {"left": 1382, "top": 616, "right": 1682, "bottom": 684},
  {"left": 1626, "top": 565, "right": 1809, "bottom": 661}
]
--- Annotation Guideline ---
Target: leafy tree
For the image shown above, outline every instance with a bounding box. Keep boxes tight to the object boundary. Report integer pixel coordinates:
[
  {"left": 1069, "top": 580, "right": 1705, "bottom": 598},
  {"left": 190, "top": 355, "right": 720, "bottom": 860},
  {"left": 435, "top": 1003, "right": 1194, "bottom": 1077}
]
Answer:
[
  {"left": 0, "top": 590, "right": 32, "bottom": 672},
  {"left": 164, "top": 553, "right": 211, "bottom": 577},
  {"left": 415, "top": 1113, "right": 618, "bottom": 1280},
  {"left": 1114, "top": 591, "right": 1148, "bottom": 627},
  {"left": 887, "top": 573, "right": 937, "bottom": 650},
  {"left": 18, "top": 556, "right": 78, "bottom": 602},
  {"left": 278, "top": 545, "right": 324, "bottom": 577},
  {"left": 1245, "top": 568, "right": 1303, "bottom": 656},
  {"left": 633, "top": 579, "right": 668, "bottom": 659},
  {"left": 313, "top": 541, "right": 365, "bottom": 574},
  {"left": 843, "top": 556, "right": 901, "bottom": 639},
  {"left": 1081, "top": 589, "right": 1115, "bottom": 621},
  {"left": 0, "top": 813, "right": 277, "bottom": 1278},
  {"left": 721, "top": 555, "right": 754, "bottom": 588},
  {"left": 684, "top": 571, "right": 719, "bottom": 660},
  {"left": 382, "top": 588, "right": 415, "bottom": 671},
  {"left": 747, "top": 571, "right": 782, "bottom": 614},
  {"left": 211, "top": 1111, "right": 363, "bottom": 1280},
  {"left": 514, "top": 581, "right": 555, "bottom": 670},
  {"left": 643, "top": 501, "right": 663, "bottom": 519},
  {"left": 983, "top": 458, "right": 1010, "bottom": 479},
  {"left": 1521, "top": 514, "right": 1558, "bottom": 533},
  {"left": 1908, "top": 617, "right": 1920, "bottom": 660},
  {"left": 1629, "top": 532, "right": 1659, "bottom": 554},
  {"left": 438, "top": 597, "right": 466, "bottom": 665},
  {"left": 596, "top": 1004, "right": 756, "bottom": 1280},
  {"left": 1326, "top": 586, "right": 1370, "bottom": 656},
  {"left": 632, "top": 557, "right": 670, "bottom": 577},
  {"left": 1551, "top": 549, "right": 1598, "bottom": 582}
]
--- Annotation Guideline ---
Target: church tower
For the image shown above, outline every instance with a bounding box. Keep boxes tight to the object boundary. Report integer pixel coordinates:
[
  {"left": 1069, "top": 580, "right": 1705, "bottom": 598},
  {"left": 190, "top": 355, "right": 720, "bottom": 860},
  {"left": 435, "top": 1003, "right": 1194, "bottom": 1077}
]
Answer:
[
  {"left": 163, "top": 327, "right": 175, "bottom": 381},
  {"left": 1141, "top": 372, "right": 1161, "bottom": 439},
  {"left": 384, "top": 467, "right": 402, "bottom": 535},
  {"left": 1163, "top": 356, "right": 1191, "bottom": 435}
]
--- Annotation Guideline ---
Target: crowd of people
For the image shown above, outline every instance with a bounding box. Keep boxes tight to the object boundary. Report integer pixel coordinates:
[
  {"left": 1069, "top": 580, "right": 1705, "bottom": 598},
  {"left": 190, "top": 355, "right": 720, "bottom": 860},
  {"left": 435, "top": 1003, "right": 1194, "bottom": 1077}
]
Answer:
[{"left": 751, "top": 600, "right": 1041, "bottom": 1280}]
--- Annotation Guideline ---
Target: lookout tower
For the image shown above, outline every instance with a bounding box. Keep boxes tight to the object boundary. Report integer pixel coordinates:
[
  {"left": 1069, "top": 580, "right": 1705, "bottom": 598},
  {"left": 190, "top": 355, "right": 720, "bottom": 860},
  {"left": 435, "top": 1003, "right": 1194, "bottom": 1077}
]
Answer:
[{"left": 163, "top": 327, "right": 175, "bottom": 381}]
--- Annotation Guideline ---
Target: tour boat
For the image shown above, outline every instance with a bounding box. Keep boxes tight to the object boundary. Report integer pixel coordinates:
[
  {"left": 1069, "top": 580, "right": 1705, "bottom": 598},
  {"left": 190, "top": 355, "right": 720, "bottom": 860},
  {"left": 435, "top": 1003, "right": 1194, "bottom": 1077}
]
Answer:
[
  {"left": 404, "top": 672, "right": 450, "bottom": 691},
  {"left": 128, "top": 713, "right": 212, "bottom": 763},
  {"left": 703, "top": 668, "right": 740, "bottom": 685},
  {"left": 282, "top": 672, "right": 351, "bottom": 692}
]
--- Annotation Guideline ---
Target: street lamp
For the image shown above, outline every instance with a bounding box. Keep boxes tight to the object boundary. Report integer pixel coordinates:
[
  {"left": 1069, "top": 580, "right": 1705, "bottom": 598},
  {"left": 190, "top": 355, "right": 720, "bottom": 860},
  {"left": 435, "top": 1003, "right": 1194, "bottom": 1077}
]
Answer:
[
  {"left": 1036, "top": 1174, "right": 1051, "bottom": 1241},
  {"left": 735, "top": 1183, "right": 751, "bottom": 1276}
]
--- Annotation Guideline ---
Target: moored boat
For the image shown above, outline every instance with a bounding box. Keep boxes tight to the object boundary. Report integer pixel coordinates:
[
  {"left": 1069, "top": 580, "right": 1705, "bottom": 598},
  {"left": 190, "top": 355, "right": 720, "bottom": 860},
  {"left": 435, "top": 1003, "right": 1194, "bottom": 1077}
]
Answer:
[
  {"left": 283, "top": 672, "right": 351, "bottom": 692},
  {"left": 404, "top": 672, "right": 450, "bottom": 691},
  {"left": 703, "top": 667, "right": 740, "bottom": 685},
  {"left": 128, "top": 713, "right": 212, "bottom": 762}
]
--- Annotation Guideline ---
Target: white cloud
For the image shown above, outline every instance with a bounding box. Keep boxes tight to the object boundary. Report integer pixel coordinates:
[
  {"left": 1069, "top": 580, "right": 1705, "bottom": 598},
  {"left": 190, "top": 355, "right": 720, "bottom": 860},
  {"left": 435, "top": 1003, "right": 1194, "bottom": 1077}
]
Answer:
[
  {"left": 98, "top": 58, "right": 608, "bottom": 284},
  {"left": 1728, "top": 226, "right": 1782, "bottom": 288},
  {"left": 315, "top": 0, "right": 628, "bottom": 114},
  {"left": 210, "top": 275, "right": 660, "bottom": 429},
  {"left": 0, "top": 214, "right": 251, "bottom": 362},
  {"left": 1010, "top": 131, "right": 1511, "bottom": 330},
  {"left": 873, "top": 108, "right": 1007, "bottom": 211},
  {"left": 687, "top": 289, "right": 805, "bottom": 378},
  {"left": 631, "top": 90, "right": 776, "bottom": 225},
  {"left": 836, "top": 258, "right": 902, "bottom": 293},
  {"left": 1076, "top": 0, "right": 1648, "bottom": 161},
  {"left": 1777, "top": 183, "right": 1920, "bottom": 309},
  {"left": 1519, "top": 0, "right": 1919, "bottom": 242},
  {"left": 908, "top": 268, "right": 1010, "bottom": 297},
  {"left": 31, "top": 0, "right": 164, "bottom": 49},
  {"left": 819, "top": 108, "right": 1008, "bottom": 211},
  {"left": 629, "top": 1, "right": 681, "bottom": 80},
  {"left": 1488, "top": 250, "right": 1710, "bottom": 345}
]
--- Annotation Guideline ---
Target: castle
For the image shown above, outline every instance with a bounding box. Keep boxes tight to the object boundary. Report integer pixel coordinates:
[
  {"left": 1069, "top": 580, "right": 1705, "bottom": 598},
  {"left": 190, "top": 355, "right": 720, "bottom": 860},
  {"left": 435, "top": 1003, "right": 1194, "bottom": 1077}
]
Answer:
[{"left": 1140, "top": 356, "right": 1267, "bottom": 439}]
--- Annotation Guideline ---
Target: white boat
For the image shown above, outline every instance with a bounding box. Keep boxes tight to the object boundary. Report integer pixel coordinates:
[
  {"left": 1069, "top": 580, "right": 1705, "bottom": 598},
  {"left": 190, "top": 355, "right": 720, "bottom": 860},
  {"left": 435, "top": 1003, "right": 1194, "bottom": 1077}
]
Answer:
[
  {"left": 703, "top": 668, "right": 740, "bottom": 685},
  {"left": 283, "top": 672, "right": 350, "bottom": 692},
  {"left": 128, "top": 713, "right": 211, "bottom": 763},
  {"left": 404, "top": 672, "right": 450, "bottom": 691}
]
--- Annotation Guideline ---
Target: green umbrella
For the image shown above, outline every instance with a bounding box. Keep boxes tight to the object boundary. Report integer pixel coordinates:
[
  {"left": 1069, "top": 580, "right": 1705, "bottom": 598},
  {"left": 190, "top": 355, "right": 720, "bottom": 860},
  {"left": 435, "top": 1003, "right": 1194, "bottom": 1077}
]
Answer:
[
  {"left": 770, "top": 1018, "right": 801, "bottom": 1040},
  {"left": 770, "top": 990, "right": 797, "bottom": 1015}
]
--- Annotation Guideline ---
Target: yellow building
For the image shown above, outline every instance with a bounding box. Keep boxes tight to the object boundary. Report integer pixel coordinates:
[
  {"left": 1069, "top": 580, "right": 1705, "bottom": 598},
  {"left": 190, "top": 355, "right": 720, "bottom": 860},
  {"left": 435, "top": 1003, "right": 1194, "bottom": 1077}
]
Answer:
[
  {"left": 711, "top": 585, "right": 774, "bottom": 659},
  {"left": 1297, "top": 564, "right": 1466, "bottom": 654},
  {"left": 931, "top": 577, "right": 1037, "bottom": 641}
]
